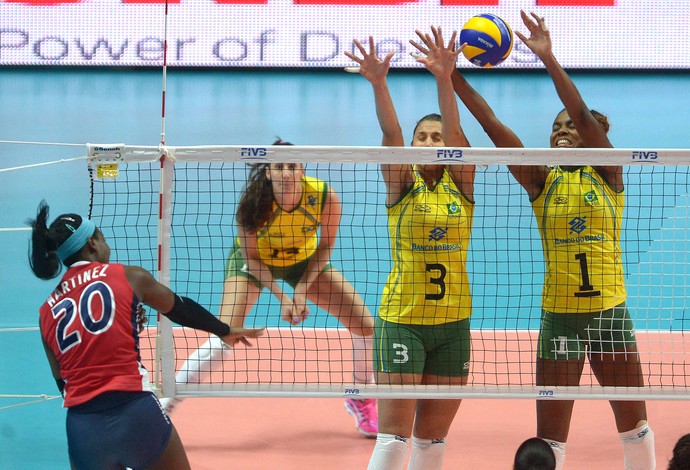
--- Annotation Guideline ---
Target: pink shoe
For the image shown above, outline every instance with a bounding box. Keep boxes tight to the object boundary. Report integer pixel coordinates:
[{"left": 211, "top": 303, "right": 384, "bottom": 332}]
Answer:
[{"left": 344, "top": 398, "right": 378, "bottom": 438}]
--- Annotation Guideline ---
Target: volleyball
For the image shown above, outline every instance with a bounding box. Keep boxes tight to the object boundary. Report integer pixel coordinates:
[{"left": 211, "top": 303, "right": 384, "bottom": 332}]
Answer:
[{"left": 459, "top": 14, "right": 513, "bottom": 68}]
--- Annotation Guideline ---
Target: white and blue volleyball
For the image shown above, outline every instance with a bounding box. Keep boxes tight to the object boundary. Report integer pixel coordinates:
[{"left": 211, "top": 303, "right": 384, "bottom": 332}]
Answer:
[{"left": 459, "top": 14, "right": 513, "bottom": 68}]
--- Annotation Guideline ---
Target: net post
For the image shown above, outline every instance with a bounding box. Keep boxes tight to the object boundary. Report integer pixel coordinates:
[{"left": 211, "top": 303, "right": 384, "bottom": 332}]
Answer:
[{"left": 157, "top": 146, "right": 176, "bottom": 398}]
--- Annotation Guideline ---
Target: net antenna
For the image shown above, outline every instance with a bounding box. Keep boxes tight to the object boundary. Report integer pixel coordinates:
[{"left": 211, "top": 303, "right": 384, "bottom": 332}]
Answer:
[{"left": 88, "top": 144, "right": 690, "bottom": 400}]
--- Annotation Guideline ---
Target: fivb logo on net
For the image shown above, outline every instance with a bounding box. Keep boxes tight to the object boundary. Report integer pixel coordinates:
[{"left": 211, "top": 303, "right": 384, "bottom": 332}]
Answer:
[
  {"left": 436, "top": 149, "right": 463, "bottom": 160},
  {"left": 240, "top": 147, "right": 268, "bottom": 160},
  {"left": 631, "top": 150, "right": 659, "bottom": 161}
]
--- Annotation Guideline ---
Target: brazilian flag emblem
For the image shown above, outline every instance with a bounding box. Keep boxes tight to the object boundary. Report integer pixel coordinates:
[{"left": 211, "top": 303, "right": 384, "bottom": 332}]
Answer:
[
  {"left": 584, "top": 190, "right": 599, "bottom": 206},
  {"left": 447, "top": 201, "right": 461, "bottom": 214}
]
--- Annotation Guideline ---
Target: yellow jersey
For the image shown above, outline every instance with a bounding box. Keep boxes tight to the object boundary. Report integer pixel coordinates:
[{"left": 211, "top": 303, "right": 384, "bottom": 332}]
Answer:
[
  {"left": 531, "top": 166, "right": 626, "bottom": 313},
  {"left": 379, "top": 167, "right": 474, "bottom": 325},
  {"left": 238, "top": 176, "right": 327, "bottom": 268}
]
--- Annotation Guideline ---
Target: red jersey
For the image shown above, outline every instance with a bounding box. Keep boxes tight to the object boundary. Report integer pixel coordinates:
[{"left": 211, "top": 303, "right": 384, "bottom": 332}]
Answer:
[{"left": 39, "top": 261, "right": 152, "bottom": 407}]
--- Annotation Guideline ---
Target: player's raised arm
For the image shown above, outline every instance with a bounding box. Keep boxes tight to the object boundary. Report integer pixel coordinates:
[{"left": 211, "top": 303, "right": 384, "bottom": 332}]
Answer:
[
  {"left": 345, "top": 36, "right": 412, "bottom": 205},
  {"left": 411, "top": 27, "right": 469, "bottom": 148},
  {"left": 516, "top": 10, "right": 621, "bottom": 189},
  {"left": 345, "top": 36, "right": 403, "bottom": 147},
  {"left": 516, "top": 11, "right": 610, "bottom": 149},
  {"left": 410, "top": 26, "right": 476, "bottom": 198}
]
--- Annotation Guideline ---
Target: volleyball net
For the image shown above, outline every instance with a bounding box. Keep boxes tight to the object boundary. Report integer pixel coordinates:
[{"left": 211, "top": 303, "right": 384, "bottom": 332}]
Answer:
[{"left": 86, "top": 144, "right": 690, "bottom": 400}]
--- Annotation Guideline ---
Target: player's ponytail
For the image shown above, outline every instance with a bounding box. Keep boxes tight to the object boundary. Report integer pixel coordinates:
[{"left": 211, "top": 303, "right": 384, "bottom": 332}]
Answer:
[
  {"left": 27, "top": 201, "right": 89, "bottom": 280},
  {"left": 237, "top": 163, "right": 274, "bottom": 233}
]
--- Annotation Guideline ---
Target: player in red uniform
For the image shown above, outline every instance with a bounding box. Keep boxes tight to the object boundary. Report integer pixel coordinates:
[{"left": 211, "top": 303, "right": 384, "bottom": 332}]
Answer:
[{"left": 29, "top": 200, "right": 264, "bottom": 470}]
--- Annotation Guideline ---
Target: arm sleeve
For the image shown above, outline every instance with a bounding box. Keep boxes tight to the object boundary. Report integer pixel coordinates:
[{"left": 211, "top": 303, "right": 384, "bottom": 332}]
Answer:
[{"left": 163, "top": 295, "right": 230, "bottom": 337}]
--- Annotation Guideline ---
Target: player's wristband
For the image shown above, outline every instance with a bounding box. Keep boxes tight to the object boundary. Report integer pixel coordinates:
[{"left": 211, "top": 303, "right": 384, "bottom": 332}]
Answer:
[
  {"left": 163, "top": 295, "right": 230, "bottom": 337},
  {"left": 55, "top": 378, "right": 65, "bottom": 397}
]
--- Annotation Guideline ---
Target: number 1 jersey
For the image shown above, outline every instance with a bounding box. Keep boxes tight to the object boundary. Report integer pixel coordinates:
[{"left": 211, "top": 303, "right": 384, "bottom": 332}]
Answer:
[{"left": 531, "top": 166, "right": 626, "bottom": 313}]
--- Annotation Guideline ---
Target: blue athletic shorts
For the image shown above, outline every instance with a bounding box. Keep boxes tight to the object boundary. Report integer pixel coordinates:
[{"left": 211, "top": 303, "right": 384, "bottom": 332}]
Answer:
[{"left": 66, "top": 391, "right": 172, "bottom": 470}]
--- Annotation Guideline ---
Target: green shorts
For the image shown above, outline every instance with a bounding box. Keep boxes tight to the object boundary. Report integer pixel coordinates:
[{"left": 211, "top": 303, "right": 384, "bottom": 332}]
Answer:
[
  {"left": 225, "top": 242, "right": 331, "bottom": 288},
  {"left": 374, "top": 317, "right": 471, "bottom": 377},
  {"left": 537, "top": 302, "right": 638, "bottom": 360}
]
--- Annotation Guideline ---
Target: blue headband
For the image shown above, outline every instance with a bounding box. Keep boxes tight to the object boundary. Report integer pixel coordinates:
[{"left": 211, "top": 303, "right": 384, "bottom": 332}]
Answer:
[{"left": 55, "top": 218, "right": 96, "bottom": 262}]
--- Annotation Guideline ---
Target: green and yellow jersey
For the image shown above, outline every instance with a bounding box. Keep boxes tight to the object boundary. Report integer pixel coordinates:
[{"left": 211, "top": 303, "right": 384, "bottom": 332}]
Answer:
[
  {"left": 532, "top": 166, "right": 626, "bottom": 313},
  {"left": 237, "top": 176, "right": 328, "bottom": 268},
  {"left": 379, "top": 167, "right": 474, "bottom": 325}
]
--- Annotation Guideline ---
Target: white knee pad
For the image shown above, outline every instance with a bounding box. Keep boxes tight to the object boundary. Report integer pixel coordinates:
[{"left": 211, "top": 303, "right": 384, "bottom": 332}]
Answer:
[
  {"left": 620, "top": 422, "right": 655, "bottom": 470},
  {"left": 368, "top": 433, "right": 410, "bottom": 470},
  {"left": 542, "top": 439, "right": 566, "bottom": 470},
  {"left": 407, "top": 437, "right": 446, "bottom": 470}
]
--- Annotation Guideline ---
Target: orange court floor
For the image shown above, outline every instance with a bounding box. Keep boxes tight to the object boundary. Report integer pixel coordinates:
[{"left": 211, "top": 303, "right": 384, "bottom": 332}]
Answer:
[{"left": 170, "top": 395, "right": 688, "bottom": 469}]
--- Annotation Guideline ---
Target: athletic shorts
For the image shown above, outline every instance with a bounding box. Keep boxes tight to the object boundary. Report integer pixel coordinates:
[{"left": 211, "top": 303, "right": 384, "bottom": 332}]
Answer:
[
  {"left": 66, "top": 391, "right": 172, "bottom": 470},
  {"left": 537, "top": 302, "right": 638, "bottom": 360},
  {"left": 225, "top": 242, "right": 331, "bottom": 288},
  {"left": 374, "top": 316, "right": 471, "bottom": 377}
]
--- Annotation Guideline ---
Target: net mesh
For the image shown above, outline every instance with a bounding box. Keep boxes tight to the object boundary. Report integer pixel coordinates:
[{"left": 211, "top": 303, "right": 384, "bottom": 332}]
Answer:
[{"left": 87, "top": 145, "right": 690, "bottom": 399}]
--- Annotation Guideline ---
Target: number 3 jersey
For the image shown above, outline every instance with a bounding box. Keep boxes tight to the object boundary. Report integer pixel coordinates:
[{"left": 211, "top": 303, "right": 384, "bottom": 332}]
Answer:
[
  {"left": 531, "top": 166, "right": 626, "bottom": 314},
  {"left": 39, "top": 261, "right": 151, "bottom": 407},
  {"left": 240, "top": 176, "right": 327, "bottom": 268},
  {"left": 379, "top": 167, "right": 474, "bottom": 325}
]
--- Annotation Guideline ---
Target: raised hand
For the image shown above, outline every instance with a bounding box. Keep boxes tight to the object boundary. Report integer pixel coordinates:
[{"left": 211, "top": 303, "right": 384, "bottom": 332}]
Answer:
[
  {"left": 409, "top": 26, "right": 463, "bottom": 79},
  {"left": 344, "top": 36, "right": 395, "bottom": 85},
  {"left": 514, "top": 10, "right": 553, "bottom": 59}
]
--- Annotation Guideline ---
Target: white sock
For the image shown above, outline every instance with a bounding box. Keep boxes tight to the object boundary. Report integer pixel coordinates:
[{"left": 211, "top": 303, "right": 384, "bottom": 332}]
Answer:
[
  {"left": 543, "top": 439, "right": 566, "bottom": 470},
  {"left": 368, "top": 433, "right": 410, "bottom": 470},
  {"left": 620, "top": 422, "right": 655, "bottom": 470},
  {"left": 351, "top": 333, "right": 374, "bottom": 384},
  {"left": 407, "top": 437, "right": 446, "bottom": 470},
  {"left": 174, "top": 335, "right": 232, "bottom": 385}
]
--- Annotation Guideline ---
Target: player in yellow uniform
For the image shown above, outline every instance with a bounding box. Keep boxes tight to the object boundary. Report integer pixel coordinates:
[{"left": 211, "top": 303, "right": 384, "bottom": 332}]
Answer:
[
  {"left": 428, "top": 11, "right": 654, "bottom": 470},
  {"left": 378, "top": 166, "right": 473, "bottom": 327},
  {"left": 346, "top": 27, "right": 475, "bottom": 470},
  {"left": 162, "top": 140, "right": 378, "bottom": 438},
  {"left": 531, "top": 165, "right": 626, "bottom": 315}
]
